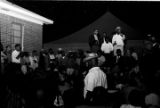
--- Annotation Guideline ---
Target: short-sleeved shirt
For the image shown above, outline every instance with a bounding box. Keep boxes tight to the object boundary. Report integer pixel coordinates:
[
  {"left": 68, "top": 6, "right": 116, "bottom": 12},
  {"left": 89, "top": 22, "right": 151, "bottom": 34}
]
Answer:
[
  {"left": 145, "top": 93, "right": 160, "bottom": 107},
  {"left": 11, "top": 50, "right": 20, "bottom": 63},
  {"left": 112, "top": 33, "right": 125, "bottom": 46},
  {"left": 84, "top": 67, "right": 108, "bottom": 98},
  {"left": 120, "top": 104, "right": 142, "bottom": 108},
  {"left": 101, "top": 42, "right": 113, "bottom": 54}
]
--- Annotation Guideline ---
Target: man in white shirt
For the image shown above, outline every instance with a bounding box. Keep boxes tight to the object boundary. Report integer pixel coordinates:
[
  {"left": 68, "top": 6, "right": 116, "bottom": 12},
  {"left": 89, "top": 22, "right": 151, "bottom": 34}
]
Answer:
[
  {"left": 10, "top": 44, "right": 22, "bottom": 84},
  {"left": 101, "top": 32, "right": 113, "bottom": 54},
  {"left": 112, "top": 26, "right": 125, "bottom": 56},
  {"left": 83, "top": 53, "right": 108, "bottom": 102},
  {"left": 11, "top": 44, "right": 21, "bottom": 64}
]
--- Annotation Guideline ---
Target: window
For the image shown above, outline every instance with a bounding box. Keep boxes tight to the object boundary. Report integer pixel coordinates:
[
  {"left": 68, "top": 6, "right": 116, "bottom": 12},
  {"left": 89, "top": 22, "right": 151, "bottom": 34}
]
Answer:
[{"left": 11, "top": 23, "right": 22, "bottom": 48}]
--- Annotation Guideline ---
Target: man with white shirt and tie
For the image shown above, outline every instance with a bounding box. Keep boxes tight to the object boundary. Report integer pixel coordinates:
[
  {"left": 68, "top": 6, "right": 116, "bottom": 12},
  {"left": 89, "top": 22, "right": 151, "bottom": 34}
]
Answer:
[
  {"left": 112, "top": 26, "right": 126, "bottom": 56},
  {"left": 11, "top": 44, "right": 22, "bottom": 74},
  {"left": 8, "top": 44, "right": 22, "bottom": 93},
  {"left": 12, "top": 44, "right": 21, "bottom": 64}
]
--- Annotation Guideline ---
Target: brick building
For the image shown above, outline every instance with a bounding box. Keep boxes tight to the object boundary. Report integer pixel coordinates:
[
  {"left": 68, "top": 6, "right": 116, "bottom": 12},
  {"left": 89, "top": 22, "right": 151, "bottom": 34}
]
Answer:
[{"left": 0, "top": 0, "right": 53, "bottom": 51}]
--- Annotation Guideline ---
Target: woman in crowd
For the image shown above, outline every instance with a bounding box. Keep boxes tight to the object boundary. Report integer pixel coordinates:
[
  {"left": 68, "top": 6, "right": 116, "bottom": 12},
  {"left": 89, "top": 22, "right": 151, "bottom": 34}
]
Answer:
[
  {"left": 4, "top": 45, "right": 12, "bottom": 64},
  {"left": 120, "top": 89, "right": 145, "bottom": 108},
  {"left": 1, "top": 43, "right": 7, "bottom": 75},
  {"left": 29, "top": 50, "right": 39, "bottom": 71},
  {"left": 48, "top": 48, "right": 56, "bottom": 71}
]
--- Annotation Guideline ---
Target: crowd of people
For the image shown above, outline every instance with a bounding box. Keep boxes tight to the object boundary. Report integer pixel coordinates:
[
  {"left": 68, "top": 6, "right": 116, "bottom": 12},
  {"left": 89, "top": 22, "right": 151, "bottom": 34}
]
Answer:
[{"left": 0, "top": 26, "right": 160, "bottom": 108}]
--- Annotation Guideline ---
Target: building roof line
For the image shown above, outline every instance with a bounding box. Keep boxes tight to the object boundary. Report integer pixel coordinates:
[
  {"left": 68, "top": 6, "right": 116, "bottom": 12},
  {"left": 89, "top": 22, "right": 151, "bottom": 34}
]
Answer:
[{"left": 0, "top": 0, "right": 54, "bottom": 25}]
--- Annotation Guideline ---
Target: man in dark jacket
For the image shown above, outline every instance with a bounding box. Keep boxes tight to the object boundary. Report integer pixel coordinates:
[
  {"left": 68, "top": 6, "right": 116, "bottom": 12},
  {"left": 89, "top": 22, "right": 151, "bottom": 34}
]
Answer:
[{"left": 88, "top": 29, "right": 102, "bottom": 53}]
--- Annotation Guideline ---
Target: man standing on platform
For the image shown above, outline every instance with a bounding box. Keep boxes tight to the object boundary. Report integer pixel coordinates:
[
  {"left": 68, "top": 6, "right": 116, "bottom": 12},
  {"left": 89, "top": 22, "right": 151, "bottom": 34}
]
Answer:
[
  {"left": 88, "top": 29, "right": 102, "bottom": 53},
  {"left": 112, "top": 26, "right": 126, "bottom": 56}
]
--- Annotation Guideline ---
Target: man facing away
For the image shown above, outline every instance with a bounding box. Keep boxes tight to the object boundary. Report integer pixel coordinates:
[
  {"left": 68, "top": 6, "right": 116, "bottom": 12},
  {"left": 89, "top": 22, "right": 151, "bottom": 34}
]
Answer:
[
  {"left": 11, "top": 44, "right": 21, "bottom": 64},
  {"left": 83, "top": 53, "right": 108, "bottom": 103}
]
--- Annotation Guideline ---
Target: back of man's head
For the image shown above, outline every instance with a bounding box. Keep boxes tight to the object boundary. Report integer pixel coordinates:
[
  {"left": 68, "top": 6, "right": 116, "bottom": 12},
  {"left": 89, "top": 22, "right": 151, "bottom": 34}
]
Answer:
[{"left": 15, "top": 44, "right": 21, "bottom": 51}]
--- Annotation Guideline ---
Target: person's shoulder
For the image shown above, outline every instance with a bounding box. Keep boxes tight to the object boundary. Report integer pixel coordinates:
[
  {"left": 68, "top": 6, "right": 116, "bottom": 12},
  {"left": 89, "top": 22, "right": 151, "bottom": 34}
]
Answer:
[
  {"left": 108, "top": 42, "right": 113, "bottom": 45},
  {"left": 120, "top": 104, "right": 128, "bottom": 108},
  {"left": 120, "top": 104, "right": 141, "bottom": 108},
  {"left": 112, "top": 33, "right": 117, "bottom": 36},
  {"left": 88, "top": 67, "right": 100, "bottom": 75},
  {"left": 89, "top": 67, "right": 97, "bottom": 72},
  {"left": 29, "top": 56, "right": 33, "bottom": 60},
  {"left": 12, "top": 50, "right": 16, "bottom": 54},
  {"left": 76, "top": 105, "right": 106, "bottom": 108},
  {"left": 92, "top": 67, "right": 100, "bottom": 70}
]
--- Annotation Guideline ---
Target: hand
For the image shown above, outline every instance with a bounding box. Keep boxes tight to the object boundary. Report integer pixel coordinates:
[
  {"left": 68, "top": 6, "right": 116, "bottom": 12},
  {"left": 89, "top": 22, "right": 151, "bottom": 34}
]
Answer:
[
  {"left": 82, "top": 71, "right": 87, "bottom": 76},
  {"left": 116, "top": 84, "right": 124, "bottom": 89}
]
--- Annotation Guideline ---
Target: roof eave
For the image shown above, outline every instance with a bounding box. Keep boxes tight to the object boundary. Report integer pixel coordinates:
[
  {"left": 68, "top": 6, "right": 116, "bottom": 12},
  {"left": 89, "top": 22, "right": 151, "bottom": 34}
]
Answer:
[{"left": 0, "top": 0, "right": 54, "bottom": 25}]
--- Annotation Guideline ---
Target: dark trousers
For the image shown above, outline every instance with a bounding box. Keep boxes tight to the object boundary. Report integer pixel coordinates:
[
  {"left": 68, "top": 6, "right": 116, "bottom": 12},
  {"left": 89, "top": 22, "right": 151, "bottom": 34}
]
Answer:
[{"left": 104, "top": 53, "right": 113, "bottom": 67}]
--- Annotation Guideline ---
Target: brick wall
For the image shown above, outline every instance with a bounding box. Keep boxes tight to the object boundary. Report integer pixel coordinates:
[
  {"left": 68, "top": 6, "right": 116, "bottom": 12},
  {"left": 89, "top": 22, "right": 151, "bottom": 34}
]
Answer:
[{"left": 0, "top": 13, "right": 42, "bottom": 52}]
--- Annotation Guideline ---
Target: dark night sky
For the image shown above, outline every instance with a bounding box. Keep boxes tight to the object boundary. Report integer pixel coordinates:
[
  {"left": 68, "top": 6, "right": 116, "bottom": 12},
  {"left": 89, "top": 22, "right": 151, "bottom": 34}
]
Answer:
[{"left": 7, "top": 1, "right": 160, "bottom": 43}]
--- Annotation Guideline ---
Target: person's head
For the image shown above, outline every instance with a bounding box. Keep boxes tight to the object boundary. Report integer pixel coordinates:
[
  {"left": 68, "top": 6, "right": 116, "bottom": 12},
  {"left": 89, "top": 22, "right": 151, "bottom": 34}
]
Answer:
[
  {"left": 32, "top": 50, "right": 38, "bottom": 57},
  {"left": 103, "top": 32, "right": 107, "bottom": 37},
  {"left": 48, "top": 48, "right": 54, "bottom": 54},
  {"left": 147, "top": 34, "right": 152, "bottom": 38},
  {"left": 87, "top": 58, "right": 98, "bottom": 69},
  {"left": 66, "top": 67, "right": 75, "bottom": 76},
  {"left": 57, "top": 48, "right": 64, "bottom": 56},
  {"left": 98, "top": 55, "right": 106, "bottom": 66},
  {"left": 97, "top": 50, "right": 103, "bottom": 57},
  {"left": 144, "top": 40, "right": 153, "bottom": 51},
  {"left": 84, "top": 53, "right": 98, "bottom": 68},
  {"left": 147, "top": 34, "right": 157, "bottom": 43},
  {"left": 21, "top": 52, "right": 30, "bottom": 64},
  {"left": 115, "top": 26, "right": 122, "bottom": 34},
  {"left": 94, "top": 29, "right": 99, "bottom": 35},
  {"left": 77, "top": 49, "right": 84, "bottom": 58},
  {"left": 125, "top": 49, "right": 131, "bottom": 57},
  {"left": 145, "top": 93, "right": 160, "bottom": 108},
  {"left": 15, "top": 44, "right": 21, "bottom": 51},
  {"left": 151, "top": 36, "right": 156, "bottom": 43},
  {"left": 6, "top": 45, "right": 11, "bottom": 52},
  {"left": 103, "top": 32, "right": 109, "bottom": 42}
]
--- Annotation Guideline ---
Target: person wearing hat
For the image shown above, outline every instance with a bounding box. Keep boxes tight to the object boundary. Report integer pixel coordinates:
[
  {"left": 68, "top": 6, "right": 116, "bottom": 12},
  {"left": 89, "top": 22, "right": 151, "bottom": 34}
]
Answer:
[
  {"left": 83, "top": 53, "right": 108, "bottom": 104},
  {"left": 112, "top": 26, "right": 126, "bottom": 56},
  {"left": 145, "top": 93, "right": 160, "bottom": 108},
  {"left": 146, "top": 34, "right": 160, "bottom": 51}
]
